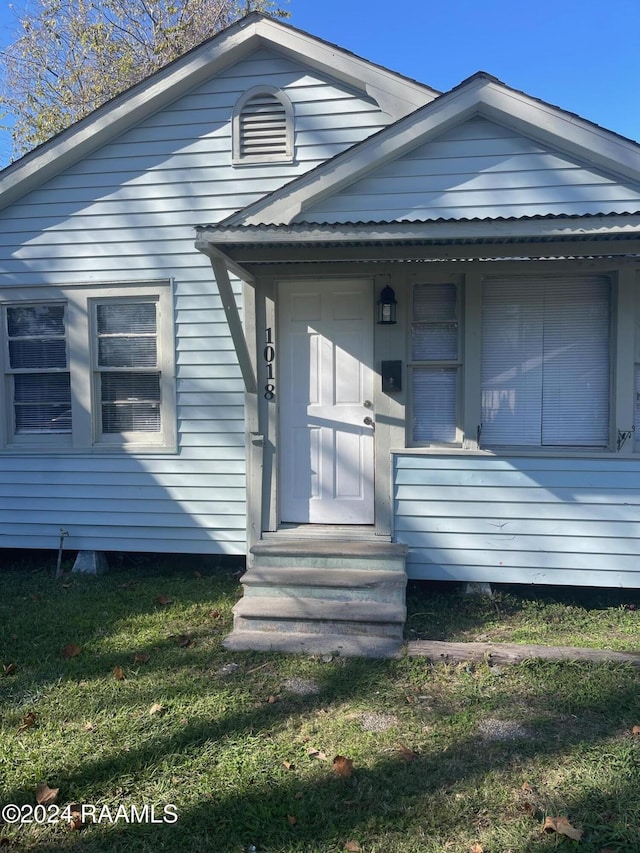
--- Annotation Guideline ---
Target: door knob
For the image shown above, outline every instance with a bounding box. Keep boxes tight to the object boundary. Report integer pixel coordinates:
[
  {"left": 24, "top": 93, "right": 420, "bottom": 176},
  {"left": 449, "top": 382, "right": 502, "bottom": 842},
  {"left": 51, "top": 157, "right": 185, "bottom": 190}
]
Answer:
[
  {"left": 364, "top": 400, "right": 373, "bottom": 408},
  {"left": 363, "top": 416, "right": 374, "bottom": 426}
]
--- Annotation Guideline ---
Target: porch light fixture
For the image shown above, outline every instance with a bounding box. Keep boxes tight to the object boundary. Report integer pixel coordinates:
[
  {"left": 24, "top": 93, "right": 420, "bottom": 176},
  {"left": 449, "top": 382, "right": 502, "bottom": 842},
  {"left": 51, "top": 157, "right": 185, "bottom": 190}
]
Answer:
[{"left": 377, "top": 284, "right": 397, "bottom": 325}]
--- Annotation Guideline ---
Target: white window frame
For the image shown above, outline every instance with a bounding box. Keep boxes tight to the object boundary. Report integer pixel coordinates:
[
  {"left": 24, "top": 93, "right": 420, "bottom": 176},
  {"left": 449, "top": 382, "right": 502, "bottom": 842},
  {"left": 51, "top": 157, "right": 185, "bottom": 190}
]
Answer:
[
  {"left": 0, "top": 281, "right": 176, "bottom": 453},
  {"left": 232, "top": 85, "right": 294, "bottom": 165},
  {"left": 408, "top": 277, "right": 463, "bottom": 447}
]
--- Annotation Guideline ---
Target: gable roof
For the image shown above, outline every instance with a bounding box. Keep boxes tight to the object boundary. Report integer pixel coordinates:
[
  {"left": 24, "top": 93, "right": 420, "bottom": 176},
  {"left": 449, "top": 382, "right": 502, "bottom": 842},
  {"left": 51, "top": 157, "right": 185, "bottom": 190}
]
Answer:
[
  {"left": 0, "top": 12, "right": 437, "bottom": 214},
  {"left": 220, "top": 72, "right": 640, "bottom": 227}
]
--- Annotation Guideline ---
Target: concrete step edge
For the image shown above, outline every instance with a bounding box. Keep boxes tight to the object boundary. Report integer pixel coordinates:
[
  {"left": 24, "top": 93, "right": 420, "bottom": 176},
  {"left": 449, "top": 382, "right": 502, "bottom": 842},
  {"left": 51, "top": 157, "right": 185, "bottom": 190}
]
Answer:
[
  {"left": 223, "top": 630, "right": 403, "bottom": 659},
  {"left": 233, "top": 596, "right": 406, "bottom": 624},
  {"left": 251, "top": 540, "right": 408, "bottom": 559},
  {"left": 241, "top": 568, "right": 407, "bottom": 587}
]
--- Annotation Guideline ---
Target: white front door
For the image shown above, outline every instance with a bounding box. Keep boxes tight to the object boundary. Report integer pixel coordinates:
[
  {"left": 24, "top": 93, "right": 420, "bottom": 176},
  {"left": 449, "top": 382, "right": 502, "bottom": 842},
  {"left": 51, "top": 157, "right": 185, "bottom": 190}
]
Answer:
[{"left": 279, "top": 279, "right": 374, "bottom": 524}]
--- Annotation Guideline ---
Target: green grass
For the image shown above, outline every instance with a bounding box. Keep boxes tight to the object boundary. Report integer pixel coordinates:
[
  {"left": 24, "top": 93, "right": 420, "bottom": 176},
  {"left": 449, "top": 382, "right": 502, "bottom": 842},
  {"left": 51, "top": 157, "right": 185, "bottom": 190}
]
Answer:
[
  {"left": 1, "top": 553, "right": 639, "bottom": 852},
  {"left": 407, "top": 581, "right": 640, "bottom": 651}
]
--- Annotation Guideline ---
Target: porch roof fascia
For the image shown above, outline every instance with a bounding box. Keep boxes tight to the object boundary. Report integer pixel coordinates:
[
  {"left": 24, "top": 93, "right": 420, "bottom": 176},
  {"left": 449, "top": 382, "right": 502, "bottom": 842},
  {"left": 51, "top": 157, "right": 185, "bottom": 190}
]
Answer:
[{"left": 195, "top": 213, "right": 640, "bottom": 265}]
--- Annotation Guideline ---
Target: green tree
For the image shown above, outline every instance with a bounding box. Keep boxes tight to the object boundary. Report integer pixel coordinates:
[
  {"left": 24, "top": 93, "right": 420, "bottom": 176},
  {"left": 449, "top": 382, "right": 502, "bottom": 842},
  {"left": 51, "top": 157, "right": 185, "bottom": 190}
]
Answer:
[{"left": 1, "top": 0, "right": 288, "bottom": 156}]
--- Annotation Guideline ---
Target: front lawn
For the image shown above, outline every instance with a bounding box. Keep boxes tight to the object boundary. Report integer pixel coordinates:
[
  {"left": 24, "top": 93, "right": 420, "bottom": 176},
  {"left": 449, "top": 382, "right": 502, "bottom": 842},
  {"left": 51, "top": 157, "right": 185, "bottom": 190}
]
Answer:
[{"left": 1, "top": 554, "right": 639, "bottom": 852}]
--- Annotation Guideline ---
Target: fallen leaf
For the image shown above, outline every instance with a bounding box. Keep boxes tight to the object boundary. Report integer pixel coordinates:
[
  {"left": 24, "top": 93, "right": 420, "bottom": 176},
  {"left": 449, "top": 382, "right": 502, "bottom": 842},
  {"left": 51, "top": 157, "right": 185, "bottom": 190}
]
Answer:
[
  {"left": 156, "top": 595, "right": 172, "bottom": 606},
  {"left": 282, "top": 760, "right": 295, "bottom": 771},
  {"left": 398, "top": 742, "right": 418, "bottom": 761},
  {"left": 344, "top": 842, "right": 361, "bottom": 852},
  {"left": 209, "top": 609, "right": 221, "bottom": 619},
  {"left": 267, "top": 695, "right": 278, "bottom": 704},
  {"left": 83, "top": 721, "right": 95, "bottom": 731},
  {"left": 113, "top": 666, "right": 125, "bottom": 681},
  {"left": 35, "top": 783, "right": 59, "bottom": 805},
  {"left": 632, "top": 725, "right": 640, "bottom": 735},
  {"left": 2, "top": 663, "right": 17, "bottom": 676},
  {"left": 286, "top": 815, "right": 297, "bottom": 826},
  {"left": 543, "top": 816, "right": 583, "bottom": 841},
  {"left": 523, "top": 801, "right": 537, "bottom": 816},
  {"left": 521, "top": 781, "right": 535, "bottom": 795},
  {"left": 133, "top": 652, "right": 151, "bottom": 664},
  {"left": 67, "top": 804, "right": 83, "bottom": 831},
  {"left": 61, "top": 643, "right": 81, "bottom": 659},
  {"left": 307, "top": 747, "right": 327, "bottom": 761},
  {"left": 294, "top": 791, "right": 303, "bottom": 800},
  {"left": 470, "top": 844, "right": 483, "bottom": 853},
  {"left": 149, "top": 702, "right": 166, "bottom": 716},
  {"left": 18, "top": 711, "right": 37, "bottom": 732},
  {"left": 176, "top": 635, "right": 196, "bottom": 648},
  {"left": 333, "top": 755, "right": 354, "bottom": 777}
]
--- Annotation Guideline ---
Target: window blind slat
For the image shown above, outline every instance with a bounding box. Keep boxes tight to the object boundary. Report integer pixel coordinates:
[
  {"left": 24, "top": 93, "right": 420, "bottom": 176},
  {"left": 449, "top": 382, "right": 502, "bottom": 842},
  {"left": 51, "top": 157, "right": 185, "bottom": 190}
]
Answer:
[
  {"left": 412, "top": 367, "right": 457, "bottom": 443},
  {"left": 411, "top": 282, "right": 459, "bottom": 443},
  {"left": 481, "top": 276, "right": 610, "bottom": 447},
  {"left": 541, "top": 280, "right": 609, "bottom": 445}
]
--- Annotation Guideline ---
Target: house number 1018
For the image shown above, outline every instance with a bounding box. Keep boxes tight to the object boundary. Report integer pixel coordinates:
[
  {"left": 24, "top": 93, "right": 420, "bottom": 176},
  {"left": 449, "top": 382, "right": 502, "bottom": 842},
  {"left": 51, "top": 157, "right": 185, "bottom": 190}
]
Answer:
[{"left": 264, "top": 328, "right": 275, "bottom": 400}]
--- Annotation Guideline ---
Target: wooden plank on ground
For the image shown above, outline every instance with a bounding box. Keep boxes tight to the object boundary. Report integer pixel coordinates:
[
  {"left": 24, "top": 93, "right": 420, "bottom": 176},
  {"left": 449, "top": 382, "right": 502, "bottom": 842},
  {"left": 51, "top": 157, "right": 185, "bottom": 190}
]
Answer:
[{"left": 407, "top": 640, "right": 640, "bottom": 666}]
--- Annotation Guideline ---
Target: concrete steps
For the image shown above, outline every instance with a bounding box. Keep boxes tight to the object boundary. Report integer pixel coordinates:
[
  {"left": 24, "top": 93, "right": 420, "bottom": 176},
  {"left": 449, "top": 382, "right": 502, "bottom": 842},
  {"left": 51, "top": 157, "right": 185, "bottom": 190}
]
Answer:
[{"left": 223, "top": 536, "right": 408, "bottom": 658}]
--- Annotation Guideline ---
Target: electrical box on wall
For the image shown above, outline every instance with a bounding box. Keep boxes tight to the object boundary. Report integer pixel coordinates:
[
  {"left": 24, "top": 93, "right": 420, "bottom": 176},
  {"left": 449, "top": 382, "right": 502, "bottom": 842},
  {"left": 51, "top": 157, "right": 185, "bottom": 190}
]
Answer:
[{"left": 381, "top": 360, "right": 402, "bottom": 393}]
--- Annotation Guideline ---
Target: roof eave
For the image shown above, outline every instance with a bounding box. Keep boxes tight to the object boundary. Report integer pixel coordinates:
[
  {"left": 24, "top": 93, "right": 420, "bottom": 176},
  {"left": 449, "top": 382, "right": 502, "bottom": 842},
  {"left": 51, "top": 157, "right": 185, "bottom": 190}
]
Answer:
[
  {"left": 197, "top": 213, "right": 640, "bottom": 244},
  {"left": 195, "top": 215, "right": 640, "bottom": 266},
  {"left": 0, "top": 14, "right": 436, "bottom": 213}
]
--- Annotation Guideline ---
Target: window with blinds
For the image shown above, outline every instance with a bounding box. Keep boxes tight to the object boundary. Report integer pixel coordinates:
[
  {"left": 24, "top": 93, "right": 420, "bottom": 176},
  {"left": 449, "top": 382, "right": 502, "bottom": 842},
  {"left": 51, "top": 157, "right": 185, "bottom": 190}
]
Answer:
[
  {"left": 0, "top": 283, "right": 174, "bottom": 451},
  {"left": 232, "top": 87, "right": 293, "bottom": 163},
  {"left": 95, "top": 301, "right": 161, "bottom": 435},
  {"left": 5, "top": 303, "right": 71, "bottom": 435},
  {"left": 410, "top": 282, "right": 460, "bottom": 443},
  {"left": 481, "top": 276, "right": 610, "bottom": 447}
]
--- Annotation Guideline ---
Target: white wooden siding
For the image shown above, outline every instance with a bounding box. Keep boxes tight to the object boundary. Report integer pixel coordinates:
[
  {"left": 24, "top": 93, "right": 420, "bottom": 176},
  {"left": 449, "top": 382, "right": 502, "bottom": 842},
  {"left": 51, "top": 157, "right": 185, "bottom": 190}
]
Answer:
[
  {"left": 0, "top": 48, "right": 393, "bottom": 554},
  {"left": 394, "top": 454, "right": 640, "bottom": 587},
  {"left": 299, "top": 117, "right": 640, "bottom": 222}
]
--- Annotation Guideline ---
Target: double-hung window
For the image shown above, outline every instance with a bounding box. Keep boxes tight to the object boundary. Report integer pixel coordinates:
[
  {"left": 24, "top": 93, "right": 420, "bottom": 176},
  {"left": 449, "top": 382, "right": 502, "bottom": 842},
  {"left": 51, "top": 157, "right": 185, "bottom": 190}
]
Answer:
[
  {"left": 481, "top": 275, "right": 610, "bottom": 447},
  {"left": 410, "top": 281, "right": 461, "bottom": 444},
  {"left": 0, "top": 282, "right": 175, "bottom": 451}
]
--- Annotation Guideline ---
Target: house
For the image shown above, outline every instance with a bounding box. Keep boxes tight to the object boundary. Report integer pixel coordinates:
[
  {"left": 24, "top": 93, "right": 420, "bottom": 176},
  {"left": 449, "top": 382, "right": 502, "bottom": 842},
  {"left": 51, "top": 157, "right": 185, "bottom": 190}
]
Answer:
[{"left": 1, "top": 13, "right": 640, "bottom": 655}]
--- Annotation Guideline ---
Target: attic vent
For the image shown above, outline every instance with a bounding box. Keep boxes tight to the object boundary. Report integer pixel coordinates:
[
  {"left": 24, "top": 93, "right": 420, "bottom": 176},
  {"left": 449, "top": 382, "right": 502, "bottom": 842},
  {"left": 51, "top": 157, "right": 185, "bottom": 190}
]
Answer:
[{"left": 233, "top": 86, "right": 293, "bottom": 164}]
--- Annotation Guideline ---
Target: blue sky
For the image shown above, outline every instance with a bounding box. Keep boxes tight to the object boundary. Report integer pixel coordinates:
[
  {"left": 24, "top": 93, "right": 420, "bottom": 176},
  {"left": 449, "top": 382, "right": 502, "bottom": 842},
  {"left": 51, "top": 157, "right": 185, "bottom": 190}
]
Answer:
[{"left": 0, "top": 0, "right": 638, "bottom": 165}]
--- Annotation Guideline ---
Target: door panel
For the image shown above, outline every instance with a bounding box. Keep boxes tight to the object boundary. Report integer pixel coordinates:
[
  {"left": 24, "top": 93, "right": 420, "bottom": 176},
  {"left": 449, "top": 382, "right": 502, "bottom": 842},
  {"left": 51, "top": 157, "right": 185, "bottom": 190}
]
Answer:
[{"left": 279, "top": 279, "right": 374, "bottom": 524}]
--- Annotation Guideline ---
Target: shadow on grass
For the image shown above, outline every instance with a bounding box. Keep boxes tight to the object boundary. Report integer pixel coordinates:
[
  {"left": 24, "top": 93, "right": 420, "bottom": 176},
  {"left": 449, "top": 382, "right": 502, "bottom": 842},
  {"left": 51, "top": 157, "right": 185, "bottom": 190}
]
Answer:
[
  {"left": 406, "top": 579, "right": 640, "bottom": 645},
  {"left": 1, "top": 560, "right": 640, "bottom": 852},
  {"left": 8, "top": 663, "right": 640, "bottom": 852}
]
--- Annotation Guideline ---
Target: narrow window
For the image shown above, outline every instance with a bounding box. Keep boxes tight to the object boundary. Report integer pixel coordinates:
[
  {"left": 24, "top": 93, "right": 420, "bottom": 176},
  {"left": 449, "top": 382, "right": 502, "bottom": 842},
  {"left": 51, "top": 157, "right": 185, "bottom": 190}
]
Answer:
[
  {"left": 95, "top": 300, "right": 161, "bottom": 436},
  {"left": 5, "top": 303, "right": 71, "bottom": 436},
  {"left": 410, "top": 282, "right": 461, "bottom": 444},
  {"left": 233, "top": 86, "right": 293, "bottom": 163}
]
